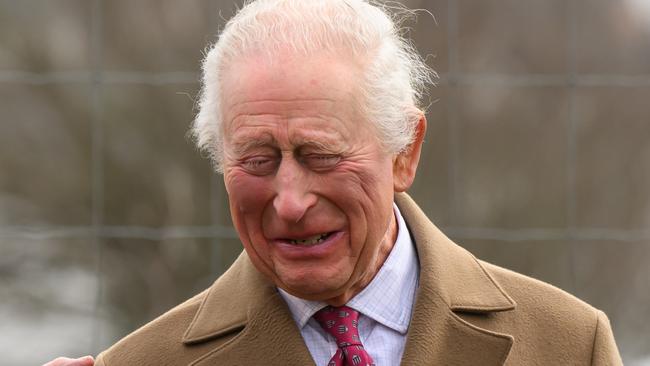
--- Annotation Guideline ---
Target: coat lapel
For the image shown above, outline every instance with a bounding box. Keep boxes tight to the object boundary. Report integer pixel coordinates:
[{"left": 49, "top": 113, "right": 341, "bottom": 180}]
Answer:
[
  {"left": 396, "top": 193, "right": 515, "bottom": 366},
  {"left": 182, "top": 254, "right": 315, "bottom": 366}
]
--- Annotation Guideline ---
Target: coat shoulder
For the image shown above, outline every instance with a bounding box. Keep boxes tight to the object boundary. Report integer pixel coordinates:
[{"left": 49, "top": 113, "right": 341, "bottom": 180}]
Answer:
[
  {"left": 96, "top": 289, "right": 219, "bottom": 366},
  {"left": 474, "top": 260, "right": 622, "bottom": 365},
  {"left": 95, "top": 253, "right": 266, "bottom": 366},
  {"left": 480, "top": 259, "right": 596, "bottom": 320}
]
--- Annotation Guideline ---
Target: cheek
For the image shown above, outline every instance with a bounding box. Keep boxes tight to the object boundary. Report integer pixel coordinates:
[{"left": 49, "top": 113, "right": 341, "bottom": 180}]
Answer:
[
  {"left": 333, "top": 160, "right": 394, "bottom": 201},
  {"left": 334, "top": 161, "right": 395, "bottom": 220},
  {"left": 324, "top": 164, "right": 393, "bottom": 230},
  {"left": 225, "top": 171, "right": 274, "bottom": 217}
]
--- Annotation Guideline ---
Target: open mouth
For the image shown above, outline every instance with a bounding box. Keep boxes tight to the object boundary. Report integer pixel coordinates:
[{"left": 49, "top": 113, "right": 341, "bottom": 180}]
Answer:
[{"left": 286, "top": 232, "right": 334, "bottom": 246}]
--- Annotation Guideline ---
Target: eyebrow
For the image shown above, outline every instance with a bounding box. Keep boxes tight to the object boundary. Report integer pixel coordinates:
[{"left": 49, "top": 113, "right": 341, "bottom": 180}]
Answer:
[
  {"left": 231, "top": 138, "right": 344, "bottom": 154},
  {"left": 295, "top": 138, "right": 344, "bottom": 154},
  {"left": 229, "top": 133, "right": 277, "bottom": 156}
]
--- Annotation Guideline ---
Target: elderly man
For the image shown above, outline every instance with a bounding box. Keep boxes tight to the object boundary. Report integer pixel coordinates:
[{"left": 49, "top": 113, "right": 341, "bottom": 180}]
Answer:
[{"left": 46, "top": 0, "right": 622, "bottom": 365}]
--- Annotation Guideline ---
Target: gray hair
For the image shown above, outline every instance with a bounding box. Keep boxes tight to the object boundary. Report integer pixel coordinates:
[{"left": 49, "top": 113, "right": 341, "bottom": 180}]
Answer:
[{"left": 193, "top": 0, "right": 436, "bottom": 172}]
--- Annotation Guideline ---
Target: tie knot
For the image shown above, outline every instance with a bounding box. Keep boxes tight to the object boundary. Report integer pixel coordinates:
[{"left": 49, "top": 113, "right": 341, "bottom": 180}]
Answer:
[
  {"left": 313, "top": 305, "right": 362, "bottom": 348},
  {"left": 314, "top": 306, "right": 375, "bottom": 366}
]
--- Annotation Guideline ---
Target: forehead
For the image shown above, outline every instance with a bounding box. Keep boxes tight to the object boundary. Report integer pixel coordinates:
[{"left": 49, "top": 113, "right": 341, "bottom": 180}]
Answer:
[{"left": 220, "top": 53, "right": 366, "bottom": 136}]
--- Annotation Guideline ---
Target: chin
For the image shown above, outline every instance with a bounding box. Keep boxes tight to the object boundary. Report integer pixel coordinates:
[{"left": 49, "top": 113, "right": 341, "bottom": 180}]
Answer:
[{"left": 279, "top": 270, "right": 351, "bottom": 301}]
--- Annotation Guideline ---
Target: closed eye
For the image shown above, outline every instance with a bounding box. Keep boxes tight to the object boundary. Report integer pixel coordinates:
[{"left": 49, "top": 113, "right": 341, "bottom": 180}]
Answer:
[
  {"left": 301, "top": 154, "right": 341, "bottom": 171},
  {"left": 240, "top": 156, "right": 278, "bottom": 175}
]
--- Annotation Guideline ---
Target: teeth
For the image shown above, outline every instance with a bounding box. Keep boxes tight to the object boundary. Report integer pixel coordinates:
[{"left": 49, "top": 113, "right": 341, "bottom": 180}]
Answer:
[{"left": 289, "top": 233, "right": 329, "bottom": 246}]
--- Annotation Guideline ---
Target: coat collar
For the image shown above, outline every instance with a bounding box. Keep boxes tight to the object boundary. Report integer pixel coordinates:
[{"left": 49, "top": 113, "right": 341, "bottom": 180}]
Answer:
[
  {"left": 394, "top": 193, "right": 516, "bottom": 313},
  {"left": 182, "top": 193, "right": 516, "bottom": 365}
]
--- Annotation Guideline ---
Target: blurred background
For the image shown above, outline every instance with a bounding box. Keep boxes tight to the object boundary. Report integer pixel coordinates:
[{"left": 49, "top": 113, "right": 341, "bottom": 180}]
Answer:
[{"left": 0, "top": 0, "right": 649, "bottom": 364}]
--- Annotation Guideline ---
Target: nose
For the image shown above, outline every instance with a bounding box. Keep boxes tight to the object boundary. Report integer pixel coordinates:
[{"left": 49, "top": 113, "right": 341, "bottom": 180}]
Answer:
[{"left": 273, "top": 155, "right": 317, "bottom": 223}]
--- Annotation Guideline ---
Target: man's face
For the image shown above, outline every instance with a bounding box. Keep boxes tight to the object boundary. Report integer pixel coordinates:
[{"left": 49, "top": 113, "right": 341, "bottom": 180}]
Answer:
[{"left": 220, "top": 54, "right": 404, "bottom": 304}]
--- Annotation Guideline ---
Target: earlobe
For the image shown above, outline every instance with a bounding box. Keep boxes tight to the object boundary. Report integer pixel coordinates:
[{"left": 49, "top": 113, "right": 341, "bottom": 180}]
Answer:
[{"left": 393, "top": 114, "right": 427, "bottom": 192}]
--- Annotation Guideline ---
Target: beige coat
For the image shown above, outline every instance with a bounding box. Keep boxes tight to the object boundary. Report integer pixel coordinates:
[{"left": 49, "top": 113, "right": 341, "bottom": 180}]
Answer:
[{"left": 96, "top": 193, "right": 622, "bottom": 365}]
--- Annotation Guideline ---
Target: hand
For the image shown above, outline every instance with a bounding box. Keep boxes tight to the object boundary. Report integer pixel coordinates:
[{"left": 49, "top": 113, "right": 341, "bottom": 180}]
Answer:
[{"left": 43, "top": 356, "right": 94, "bottom": 366}]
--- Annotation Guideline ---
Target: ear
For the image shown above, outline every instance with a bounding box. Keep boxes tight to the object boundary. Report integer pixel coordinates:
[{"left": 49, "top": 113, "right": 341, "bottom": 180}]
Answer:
[{"left": 393, "top": 113, "right": 427, "bottom": 192}]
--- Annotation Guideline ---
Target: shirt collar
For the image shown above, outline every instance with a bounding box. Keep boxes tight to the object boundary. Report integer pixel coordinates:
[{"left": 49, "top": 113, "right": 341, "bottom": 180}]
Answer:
[{"left": 279, "top": 203, "right": 419, "bottom": 334}]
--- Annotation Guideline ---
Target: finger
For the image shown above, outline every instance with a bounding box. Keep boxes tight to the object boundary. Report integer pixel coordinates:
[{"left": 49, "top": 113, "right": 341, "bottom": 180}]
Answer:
[
  {"left": 76, "top": 356, "right": 95, "bottom": 366},
  {"left": 43, "top": 355, "right": 94, "bottom": 366},
  {"left": 43, "top": 357, "right": 73, "bottom": 366}
]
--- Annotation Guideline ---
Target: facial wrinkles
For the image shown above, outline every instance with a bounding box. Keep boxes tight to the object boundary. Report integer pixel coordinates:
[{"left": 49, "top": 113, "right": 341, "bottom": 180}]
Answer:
[
  {"left": 341, "top": 146, "right": 395, "bottom": 272},
  {"left": 225, "top": 96, "right": 350, "bottom": 127},
  {"left": 225, "top": 125, "right": 342, "bottom": 226},
  {"left": 228, "top": 119, "right": 351, "bottom": 160},
  {"left": 356, "top": 213, "right": 396, "bottom": 292}
]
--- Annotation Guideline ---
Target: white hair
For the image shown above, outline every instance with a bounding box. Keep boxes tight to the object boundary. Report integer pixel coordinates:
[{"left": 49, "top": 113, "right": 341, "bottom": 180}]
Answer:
[{"left": 193, "top": 0, "right": 436, "bottom": 172}]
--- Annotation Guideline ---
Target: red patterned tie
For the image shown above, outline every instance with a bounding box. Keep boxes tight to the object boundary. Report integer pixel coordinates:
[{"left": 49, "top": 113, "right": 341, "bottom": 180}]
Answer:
[{"left": 313, "top": 306, "right": 375, "bottom": 366}]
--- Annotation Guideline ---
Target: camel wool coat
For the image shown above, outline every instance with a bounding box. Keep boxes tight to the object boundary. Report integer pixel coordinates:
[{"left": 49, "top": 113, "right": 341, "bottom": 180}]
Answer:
[{"left": 95, "top": 193, "right": 622, "bottom": 365}]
